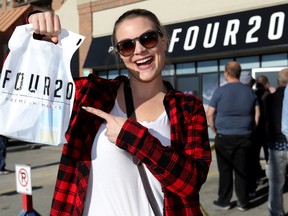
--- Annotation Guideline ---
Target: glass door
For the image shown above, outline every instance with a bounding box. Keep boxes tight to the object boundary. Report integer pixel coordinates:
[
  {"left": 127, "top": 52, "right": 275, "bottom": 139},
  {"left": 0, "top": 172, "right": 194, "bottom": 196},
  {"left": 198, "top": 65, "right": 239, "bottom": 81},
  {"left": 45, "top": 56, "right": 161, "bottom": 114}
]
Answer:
[{"left": 252, "top": 67, "right": 286, "bottom": 90}]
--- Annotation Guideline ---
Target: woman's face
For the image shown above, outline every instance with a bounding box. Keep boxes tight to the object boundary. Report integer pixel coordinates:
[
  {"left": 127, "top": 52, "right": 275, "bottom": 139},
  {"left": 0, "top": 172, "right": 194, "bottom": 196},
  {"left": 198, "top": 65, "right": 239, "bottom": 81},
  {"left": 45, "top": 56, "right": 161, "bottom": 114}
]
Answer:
[{"left": 115, "top": 17, "right": 167, "bottom": 83}]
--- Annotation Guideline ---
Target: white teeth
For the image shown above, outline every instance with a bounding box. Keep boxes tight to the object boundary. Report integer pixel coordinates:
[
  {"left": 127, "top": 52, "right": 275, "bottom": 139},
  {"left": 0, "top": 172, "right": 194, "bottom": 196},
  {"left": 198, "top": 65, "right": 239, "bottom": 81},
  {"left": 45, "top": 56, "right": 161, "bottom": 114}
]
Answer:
[{"left": 136, "top": 57, "right": 151, "bottom": 64}]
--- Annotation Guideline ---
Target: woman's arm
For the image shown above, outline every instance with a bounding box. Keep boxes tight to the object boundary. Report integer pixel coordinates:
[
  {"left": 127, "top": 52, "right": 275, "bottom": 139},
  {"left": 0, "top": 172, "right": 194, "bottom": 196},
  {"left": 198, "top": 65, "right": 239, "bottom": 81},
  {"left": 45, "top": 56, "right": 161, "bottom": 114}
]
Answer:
[
  {"left": 254, "top": 105, "right": 260, "bottom": 127},
  {"left": 206, "top": 106, "right": 217, "bottom": 135}
]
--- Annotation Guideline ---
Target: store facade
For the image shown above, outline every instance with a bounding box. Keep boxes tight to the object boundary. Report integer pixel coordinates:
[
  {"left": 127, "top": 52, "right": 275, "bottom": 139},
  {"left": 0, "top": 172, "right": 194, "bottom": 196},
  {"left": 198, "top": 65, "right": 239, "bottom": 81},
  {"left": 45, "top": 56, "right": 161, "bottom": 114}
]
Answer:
[{"left": 77, "top": 0, "right": 288, "bottom": 108}]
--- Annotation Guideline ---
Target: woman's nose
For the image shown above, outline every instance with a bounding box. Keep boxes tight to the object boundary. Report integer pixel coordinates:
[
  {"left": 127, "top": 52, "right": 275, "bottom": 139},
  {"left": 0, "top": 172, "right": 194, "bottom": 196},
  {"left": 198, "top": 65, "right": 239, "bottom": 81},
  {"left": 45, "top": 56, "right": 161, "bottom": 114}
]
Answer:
[{"left": 133, "top": 40, "right": 147, "bottom": 55}]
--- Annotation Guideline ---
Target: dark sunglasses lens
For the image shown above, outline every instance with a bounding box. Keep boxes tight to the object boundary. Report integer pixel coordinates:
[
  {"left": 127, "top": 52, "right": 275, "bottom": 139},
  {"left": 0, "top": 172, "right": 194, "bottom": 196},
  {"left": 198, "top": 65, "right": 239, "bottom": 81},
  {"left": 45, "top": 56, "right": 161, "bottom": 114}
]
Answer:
[
  {"left": 117, "top": 31, "right": 159, "bottom": 56},
  {"left": 117, "top": 40, "right": 135, "bottom": 56},
  {"left": 140, "top": 32, "right": 158, "bottom": 48}
]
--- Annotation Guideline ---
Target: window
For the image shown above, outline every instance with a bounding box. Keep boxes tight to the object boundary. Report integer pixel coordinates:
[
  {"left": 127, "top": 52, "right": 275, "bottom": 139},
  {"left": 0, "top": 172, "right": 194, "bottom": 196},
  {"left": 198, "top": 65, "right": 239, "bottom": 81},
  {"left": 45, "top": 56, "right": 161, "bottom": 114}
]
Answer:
[
  {"left": 176, "top": 75, "right": 199, "bottom": 97},
  {"left": 162, "top": 64, "right": 174, "bottom": 76},
  {"left": 197, "top": 60, "right": 217, "bottom": 73},
  {"left": 220, "top": 72, "right": 227, "bottom": 86},
  {"left": 120, "top": 69, "right": 128, "bottom": 76},
  {"left": 202, "top": 73, "right": 218, "bottom": 106},
  {"left": 236, "top": 56, "right": 260, "bottom": 69},
  {"left": 176, "top": 62, "right": 195, "bottom": 75},
  {"left": 108, "top": 70, "right": 119, "bottom": 79},
  {"left": 262, "top": 53, "right": 288, "bottom": 67},
  {"left": 95, "top": 71, "right": 107, "bottom": 78},
  {"left": 162, "top": 64, "right": 175, "bottom": 86}
]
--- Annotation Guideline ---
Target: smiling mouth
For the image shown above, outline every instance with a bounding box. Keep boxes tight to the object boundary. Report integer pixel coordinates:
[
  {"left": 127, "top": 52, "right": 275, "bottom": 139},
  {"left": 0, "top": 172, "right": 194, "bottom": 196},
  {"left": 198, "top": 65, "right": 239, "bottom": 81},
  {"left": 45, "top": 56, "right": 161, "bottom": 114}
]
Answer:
[{"left": 135, "top": 57, "right": 153, "bottom": 66}]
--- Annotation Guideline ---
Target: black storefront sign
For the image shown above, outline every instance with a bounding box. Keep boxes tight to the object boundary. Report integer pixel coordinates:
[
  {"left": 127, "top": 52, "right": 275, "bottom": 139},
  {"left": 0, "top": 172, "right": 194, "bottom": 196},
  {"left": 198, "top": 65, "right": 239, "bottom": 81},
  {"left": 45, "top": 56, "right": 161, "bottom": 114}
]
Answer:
[
  {"left": 166, "top": 3, "right": 288, "bottom": 60},
  {"left": 84, "top": 3, "right": 288, "bottom": 69},
  {"left": 83, "top": 36, "right": 118, "bottom": 70}
]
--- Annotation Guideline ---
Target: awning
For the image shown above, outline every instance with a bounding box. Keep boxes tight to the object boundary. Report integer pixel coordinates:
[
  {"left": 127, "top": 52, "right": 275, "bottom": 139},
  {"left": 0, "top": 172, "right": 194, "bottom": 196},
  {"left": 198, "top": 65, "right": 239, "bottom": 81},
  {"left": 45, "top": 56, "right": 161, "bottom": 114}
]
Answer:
[
  {"left": 83, "top": 35, "right": 120, "bottom": 70},
  {"left": 0, "top": 4, "right": 32, "bottom": 32}
]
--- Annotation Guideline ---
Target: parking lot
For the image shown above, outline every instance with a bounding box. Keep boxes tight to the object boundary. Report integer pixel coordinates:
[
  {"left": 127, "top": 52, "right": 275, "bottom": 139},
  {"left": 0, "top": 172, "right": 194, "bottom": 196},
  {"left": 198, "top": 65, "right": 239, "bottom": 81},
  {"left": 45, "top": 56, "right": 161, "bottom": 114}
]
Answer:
[{"left": 1, "top": 140, "right": 287, "bottom": 216}]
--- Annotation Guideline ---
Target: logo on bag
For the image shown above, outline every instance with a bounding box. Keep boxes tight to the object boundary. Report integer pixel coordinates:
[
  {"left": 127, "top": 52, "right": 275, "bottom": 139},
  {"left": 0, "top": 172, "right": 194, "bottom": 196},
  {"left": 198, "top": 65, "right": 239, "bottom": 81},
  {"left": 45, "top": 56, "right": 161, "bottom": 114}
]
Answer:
[{"left": 1, "top": 70, "right": 74, "bottom": 100}]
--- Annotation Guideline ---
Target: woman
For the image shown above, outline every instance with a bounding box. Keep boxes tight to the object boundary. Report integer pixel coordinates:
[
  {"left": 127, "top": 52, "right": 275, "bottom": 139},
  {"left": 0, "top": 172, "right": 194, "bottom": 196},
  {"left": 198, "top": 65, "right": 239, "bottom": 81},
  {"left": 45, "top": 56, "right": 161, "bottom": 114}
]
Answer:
[{"left": 29, "top": 9, "right": 211, "bottom": 216}]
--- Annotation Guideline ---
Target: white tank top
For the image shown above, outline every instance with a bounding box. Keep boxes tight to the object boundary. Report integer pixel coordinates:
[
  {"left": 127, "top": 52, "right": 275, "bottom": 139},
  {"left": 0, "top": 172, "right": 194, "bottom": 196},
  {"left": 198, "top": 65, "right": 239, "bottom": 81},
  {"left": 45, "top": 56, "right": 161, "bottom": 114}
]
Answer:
[{"left": 83, "top": 100, "right": 171, "bottom": 216}]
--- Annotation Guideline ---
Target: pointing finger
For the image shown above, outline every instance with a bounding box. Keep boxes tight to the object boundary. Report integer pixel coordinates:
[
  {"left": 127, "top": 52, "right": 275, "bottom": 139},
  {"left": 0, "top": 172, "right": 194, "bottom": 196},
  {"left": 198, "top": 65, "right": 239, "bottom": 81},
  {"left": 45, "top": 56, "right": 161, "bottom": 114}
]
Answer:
[{"left": 82, "top": 107, "right": 112, "bottom": 121}]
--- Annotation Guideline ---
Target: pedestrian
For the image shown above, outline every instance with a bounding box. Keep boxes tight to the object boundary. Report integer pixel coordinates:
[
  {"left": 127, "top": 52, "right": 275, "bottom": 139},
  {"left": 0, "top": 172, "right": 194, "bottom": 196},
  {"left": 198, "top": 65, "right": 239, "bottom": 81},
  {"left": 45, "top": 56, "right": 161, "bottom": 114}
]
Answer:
[
  {"left": 246, "top": 75, "right": 271, "bottom": 197},
  {"left": 239, "top": 70, "right": 255, "bottom": 88},
  {"left": 28, "top": 9, "right": 212, "bottom": 216},
  {"left": 263, "top": 68, "right": 288, "bottom": 216},
  {"left": 255, "top": 75, "right": 272, "bottom": 101},
  {"left": 1, "top": 52, "right": 12, "bottom": 175},
  {"left": 0, "top": 135, "right": 10, "bottom": 175},
  {"left": 254, "top": 75, "right": 271, "bottom": 163},
  {"left": 256, "top": 75, "right": 276, "bottom": 94},
  {"left": 282, "top": 83, "right": 288, "bottom": 141},
  {"left": 239, "top": 71, "right": 264, "bottom": 198},
  {"left": 206, "top": 61, "right": 260, "bottom": 211}
]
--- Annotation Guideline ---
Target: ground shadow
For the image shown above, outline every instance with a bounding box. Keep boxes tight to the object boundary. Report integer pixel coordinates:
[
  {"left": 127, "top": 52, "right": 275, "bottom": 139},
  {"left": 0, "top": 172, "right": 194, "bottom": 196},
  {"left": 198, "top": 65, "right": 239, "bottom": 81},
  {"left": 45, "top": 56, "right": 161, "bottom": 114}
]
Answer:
[
  {"left": 31, "top": 162, "right": 59, "bottom": 170},
  {"left": 248, "top": 175, "right": 288, "bottom": 212},
  {"left": 0, "top": 186, "right": 42, "bottom": 196}
]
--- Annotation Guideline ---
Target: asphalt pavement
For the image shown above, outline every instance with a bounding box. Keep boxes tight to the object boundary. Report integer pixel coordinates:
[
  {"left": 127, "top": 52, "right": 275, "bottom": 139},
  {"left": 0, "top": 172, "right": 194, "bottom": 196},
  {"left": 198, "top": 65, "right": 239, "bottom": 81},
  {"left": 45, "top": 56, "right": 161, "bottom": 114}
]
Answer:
[{"left": 1, "top": 140, "right": 287, "bottom": 216}]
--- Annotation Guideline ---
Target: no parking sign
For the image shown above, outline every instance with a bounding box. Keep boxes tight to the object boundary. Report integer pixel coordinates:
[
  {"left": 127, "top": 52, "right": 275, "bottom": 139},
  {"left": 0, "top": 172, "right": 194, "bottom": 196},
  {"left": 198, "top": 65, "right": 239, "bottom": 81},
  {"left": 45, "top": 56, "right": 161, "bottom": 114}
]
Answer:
[{"left": 15, "top": 164, "right": 32, "bottom": 195}]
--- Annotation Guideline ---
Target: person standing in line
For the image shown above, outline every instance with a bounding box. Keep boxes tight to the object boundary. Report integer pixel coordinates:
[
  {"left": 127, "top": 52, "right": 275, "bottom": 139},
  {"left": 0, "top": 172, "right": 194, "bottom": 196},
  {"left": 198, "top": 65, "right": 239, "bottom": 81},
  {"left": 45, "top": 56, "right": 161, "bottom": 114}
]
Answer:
[
  {"left": 264, "top": 68, "right": 288, "bottom": 216},
  {"left": 239, "top": 71, "right": 263, "bottom": 198},
  {"left": 254, "top": 75, "right": 271, "bottom": 163},
  {"left": 246, "top": 75, "right": 272, "bottom": 197},
  {"left": 1, "top": 59, "right": 12, "bottom": 175},
  {"left": 256, "top": 75, "right": 273, "bottom": 95},
  {"left": 239, "top": 70, "right": 255, "bottom": 88},
  {"left": 282, "top": 84, "right": 288, "bottom": 141},
  {"left": 0, "top": 135, "right": 10, "bottom": 175},
  {"left": 28, "top": 9, "right": 212, "bottom": 216},
  {"left": 206, "top": 61, "right": 260, "bottom": 211}
]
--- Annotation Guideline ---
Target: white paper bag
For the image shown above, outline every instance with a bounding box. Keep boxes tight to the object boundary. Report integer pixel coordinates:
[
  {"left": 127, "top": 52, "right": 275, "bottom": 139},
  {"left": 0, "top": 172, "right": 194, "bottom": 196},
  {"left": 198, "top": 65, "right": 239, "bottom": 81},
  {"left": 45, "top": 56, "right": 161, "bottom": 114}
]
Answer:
[{"left": 0, "top": 24, "right": 85, "bottom": 145}]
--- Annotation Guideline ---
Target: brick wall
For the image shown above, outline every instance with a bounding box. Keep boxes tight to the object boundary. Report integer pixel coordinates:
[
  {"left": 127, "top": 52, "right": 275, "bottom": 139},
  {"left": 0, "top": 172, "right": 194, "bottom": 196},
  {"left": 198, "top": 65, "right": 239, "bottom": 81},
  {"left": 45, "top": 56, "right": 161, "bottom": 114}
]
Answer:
[{"left": 52, "top": 0, "right": 66, "bottom": 11}]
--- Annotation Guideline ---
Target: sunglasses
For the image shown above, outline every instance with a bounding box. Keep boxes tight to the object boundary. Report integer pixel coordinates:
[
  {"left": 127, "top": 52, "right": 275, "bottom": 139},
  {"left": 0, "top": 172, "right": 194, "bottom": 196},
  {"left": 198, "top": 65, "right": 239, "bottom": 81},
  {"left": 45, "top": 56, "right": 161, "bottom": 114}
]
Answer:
[{"left": 116, "top": 31, "right": 161, "bottom": 57}]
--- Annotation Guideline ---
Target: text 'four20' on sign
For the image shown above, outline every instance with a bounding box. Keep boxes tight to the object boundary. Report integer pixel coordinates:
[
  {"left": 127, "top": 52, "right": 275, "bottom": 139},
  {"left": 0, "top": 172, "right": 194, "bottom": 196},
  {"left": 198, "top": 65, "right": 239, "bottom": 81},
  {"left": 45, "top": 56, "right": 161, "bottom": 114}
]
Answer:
[{"left": 15, "top": 164, "right": 32, "bottom": 195}]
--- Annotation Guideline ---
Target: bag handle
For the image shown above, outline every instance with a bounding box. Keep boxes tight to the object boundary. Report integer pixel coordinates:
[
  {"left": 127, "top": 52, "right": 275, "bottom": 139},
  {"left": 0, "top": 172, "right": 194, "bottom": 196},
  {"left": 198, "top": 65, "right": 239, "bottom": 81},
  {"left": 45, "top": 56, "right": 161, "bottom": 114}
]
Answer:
[{"left": 124, "top": 81, "right": 162, "bottom": 216}]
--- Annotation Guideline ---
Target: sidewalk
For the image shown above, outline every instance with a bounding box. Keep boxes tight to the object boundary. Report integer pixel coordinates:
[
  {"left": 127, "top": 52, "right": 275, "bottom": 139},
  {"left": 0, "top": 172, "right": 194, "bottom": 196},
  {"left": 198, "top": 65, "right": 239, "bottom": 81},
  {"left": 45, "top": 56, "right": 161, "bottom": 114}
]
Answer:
[
  {"left": 200, "top": 152, "right": 270, "bottom": 216},
  {"left": 200, "top": 147, "right": 288, "bottom": 216},
  {"left": 1, "top": 141, "right": 62, "bottom": 215},
  {"left": 1, "top": 140, "right": 288, "bottom": 216}
]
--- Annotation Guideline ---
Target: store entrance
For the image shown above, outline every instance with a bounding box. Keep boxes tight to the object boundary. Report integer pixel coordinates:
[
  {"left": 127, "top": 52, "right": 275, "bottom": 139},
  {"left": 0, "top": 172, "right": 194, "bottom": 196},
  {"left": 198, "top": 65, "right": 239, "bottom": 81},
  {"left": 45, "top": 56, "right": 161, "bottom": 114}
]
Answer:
[{"left": 252, "top": 67, "right": 285, "bottom": 90}]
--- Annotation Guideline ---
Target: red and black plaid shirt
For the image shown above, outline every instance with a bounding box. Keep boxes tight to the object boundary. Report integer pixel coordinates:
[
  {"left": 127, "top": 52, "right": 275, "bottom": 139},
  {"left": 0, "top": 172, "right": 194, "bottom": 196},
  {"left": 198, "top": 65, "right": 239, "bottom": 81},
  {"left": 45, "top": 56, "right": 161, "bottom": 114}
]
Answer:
[{"left": 50, "top": 75, "right": 211, "bottom": 216}]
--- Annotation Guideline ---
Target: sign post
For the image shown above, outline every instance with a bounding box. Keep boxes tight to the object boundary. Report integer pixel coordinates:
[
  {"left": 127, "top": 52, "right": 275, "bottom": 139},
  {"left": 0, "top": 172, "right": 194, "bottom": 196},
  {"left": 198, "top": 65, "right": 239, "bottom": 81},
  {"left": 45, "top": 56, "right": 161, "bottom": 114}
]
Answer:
[{"left": 15, "top": 164, "right": 40, "bottom": 216}]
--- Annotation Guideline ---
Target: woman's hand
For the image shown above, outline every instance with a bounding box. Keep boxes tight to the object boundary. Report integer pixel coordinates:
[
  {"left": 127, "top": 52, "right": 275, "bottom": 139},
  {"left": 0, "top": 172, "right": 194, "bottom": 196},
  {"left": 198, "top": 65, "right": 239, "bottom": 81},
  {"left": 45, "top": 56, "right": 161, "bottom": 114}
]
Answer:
[
  {"left": 28, "top": 11, "right": 61, "bottom": 44},
  {"left": 82, "top": 107, "right": 127, "bottom": 143}
]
